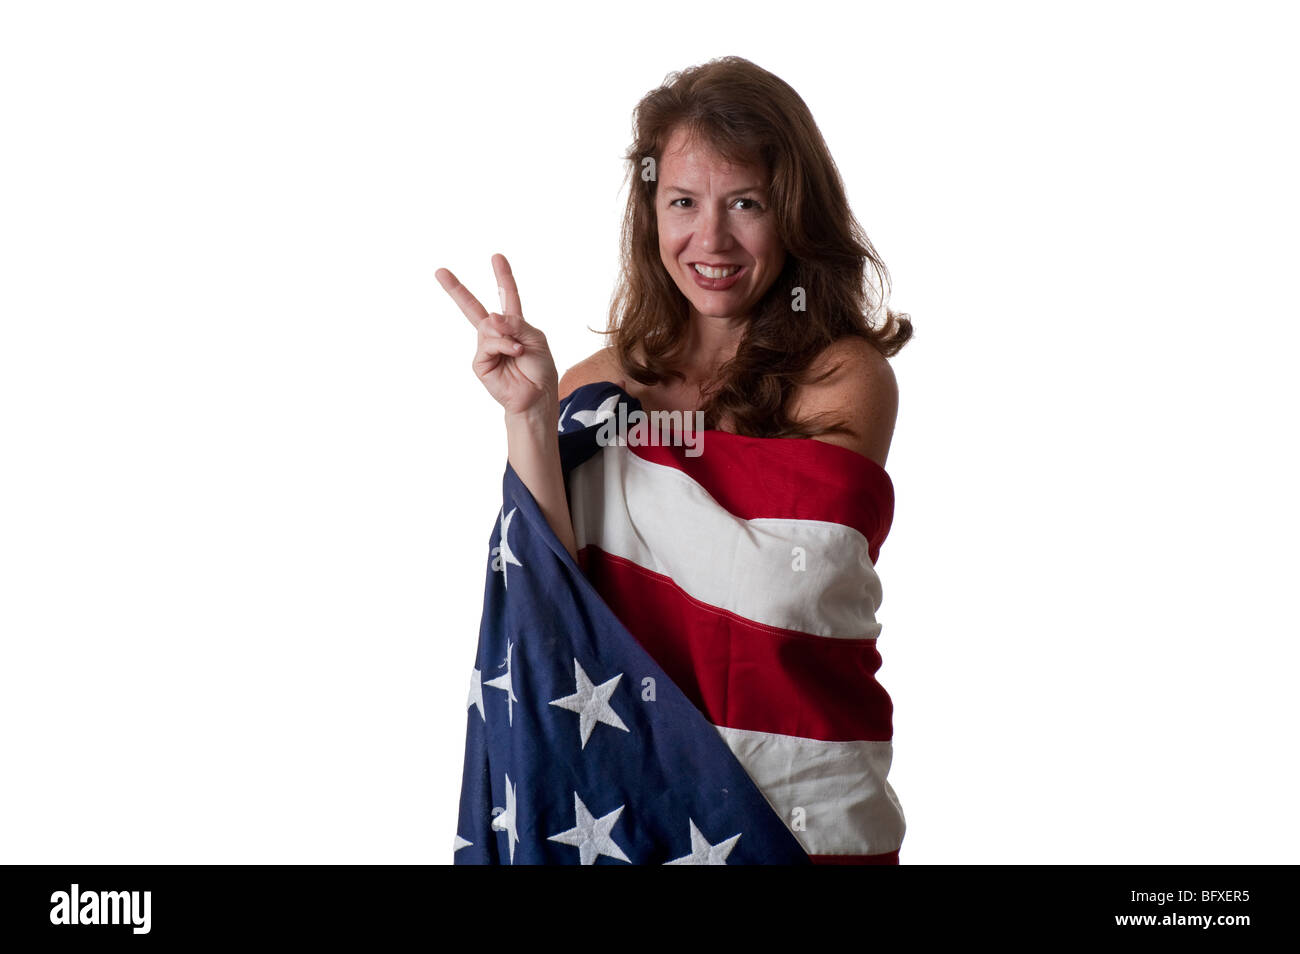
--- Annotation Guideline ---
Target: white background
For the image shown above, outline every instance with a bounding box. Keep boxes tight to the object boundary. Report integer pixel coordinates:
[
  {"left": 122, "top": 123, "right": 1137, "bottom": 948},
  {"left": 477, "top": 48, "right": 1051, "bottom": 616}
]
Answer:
[{"left": 2, "top": 0, "right": 1296, "bottom": 864}]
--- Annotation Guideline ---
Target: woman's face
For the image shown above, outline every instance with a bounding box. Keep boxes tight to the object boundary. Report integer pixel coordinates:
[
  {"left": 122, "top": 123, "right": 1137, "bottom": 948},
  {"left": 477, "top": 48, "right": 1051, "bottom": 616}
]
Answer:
[{"left": 656, "top": 127, "right": 786, "bottom": 325}]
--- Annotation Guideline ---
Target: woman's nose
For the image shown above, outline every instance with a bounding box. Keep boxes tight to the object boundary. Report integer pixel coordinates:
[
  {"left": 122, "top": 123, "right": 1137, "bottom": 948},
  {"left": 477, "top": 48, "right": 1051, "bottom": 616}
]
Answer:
[{"left": 696, "top": 205, "right": 730, "bottom": 250}]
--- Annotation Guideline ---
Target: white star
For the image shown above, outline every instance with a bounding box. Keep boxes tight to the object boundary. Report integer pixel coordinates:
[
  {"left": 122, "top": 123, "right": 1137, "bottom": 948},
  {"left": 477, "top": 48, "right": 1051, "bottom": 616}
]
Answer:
[
  {"left": 548, "top": 659, "right": 629, "bottom": 748},
  {"left": 453, "top": 834, "right": 472, "bottom": 853},
  {"left": 664, "top": 818, "right": 741, "bottom": 865},
  {"left": 484, "top": 641, "right": 518, "bottom": 726},
  {"left": 557, "top": 398, "right": 570, "bottom": 432},
  {"left": 491, "top": 507, "right": 523, "bottom": 588},
  {"left": 548, "top": 792, "right": 631, "bottom": 865},
  {"left": 467, "top": 667, "right": 484, "bottom": 721},
  {"left": 569, "top": 393, "right": 620, "bottom": 429},
  {"left": 490, "top": 773, "right": 520, "bottom": 864}
]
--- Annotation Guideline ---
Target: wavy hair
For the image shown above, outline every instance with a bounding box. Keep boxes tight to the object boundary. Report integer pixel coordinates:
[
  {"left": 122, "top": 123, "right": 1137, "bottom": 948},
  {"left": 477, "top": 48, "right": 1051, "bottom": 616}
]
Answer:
[{"left": 604, "top": 55, "right": 913, "bottom": 438}]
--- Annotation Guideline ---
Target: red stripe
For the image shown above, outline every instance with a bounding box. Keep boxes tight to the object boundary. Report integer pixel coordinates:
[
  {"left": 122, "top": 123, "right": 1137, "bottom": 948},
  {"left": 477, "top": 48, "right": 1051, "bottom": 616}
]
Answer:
[
  {"left": 809, "top": 851, "right": 900, "bottom": 865},
  {"left": 578, "top": 546, "right": 894, "bottom": 742},
  {"left": 627, "top": 433, "right": 894, "bottom": 565}
]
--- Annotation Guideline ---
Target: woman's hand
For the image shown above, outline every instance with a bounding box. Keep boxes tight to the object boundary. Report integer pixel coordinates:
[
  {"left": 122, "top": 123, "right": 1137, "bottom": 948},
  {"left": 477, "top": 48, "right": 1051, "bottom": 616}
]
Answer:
[
  {"left": 436, "top": 253, "right": 578, "bottom": 562},
  {"left": 436, "top": 253, "right": 558, "bottom": 418}
]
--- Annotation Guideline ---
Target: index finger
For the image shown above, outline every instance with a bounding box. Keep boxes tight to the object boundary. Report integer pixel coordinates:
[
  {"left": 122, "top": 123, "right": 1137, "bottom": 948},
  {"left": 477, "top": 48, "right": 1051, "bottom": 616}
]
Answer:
[
  {"left": 492, "top": 253, "right": 523, "bottom": 318},
  {"left": 435, "top": 267, "right": 488, "bottom": 327}
]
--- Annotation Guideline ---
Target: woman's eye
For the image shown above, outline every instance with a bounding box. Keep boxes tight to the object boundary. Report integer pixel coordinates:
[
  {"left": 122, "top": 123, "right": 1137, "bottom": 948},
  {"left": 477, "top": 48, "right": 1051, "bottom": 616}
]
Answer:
[{"left": 667, "top": 197, "right": 762, "bottom": 210}]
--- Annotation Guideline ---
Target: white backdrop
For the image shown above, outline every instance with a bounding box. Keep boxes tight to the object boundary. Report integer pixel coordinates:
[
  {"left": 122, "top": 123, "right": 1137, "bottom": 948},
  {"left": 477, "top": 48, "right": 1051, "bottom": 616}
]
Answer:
[{"left": 2, "top": 0, "right": 1296, "bottom": 864}]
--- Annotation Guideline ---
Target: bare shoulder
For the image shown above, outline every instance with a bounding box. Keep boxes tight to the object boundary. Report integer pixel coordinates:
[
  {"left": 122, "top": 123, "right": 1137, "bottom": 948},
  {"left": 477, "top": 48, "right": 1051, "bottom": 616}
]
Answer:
[
  {"left": 558, "top": 347, "right": 626, "bottom": 401},
  {"left": 791, "top": 336, "right": 899, "bottom": 469}
]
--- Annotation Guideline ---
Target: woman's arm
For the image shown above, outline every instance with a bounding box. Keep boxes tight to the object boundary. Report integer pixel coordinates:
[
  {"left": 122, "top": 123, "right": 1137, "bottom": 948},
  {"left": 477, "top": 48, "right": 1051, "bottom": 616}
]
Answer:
[
  {"left": 505, "top": 398, "right": 577, "bottom": 562},
  {"left": 436, "top": 253, "right": 578, "bottom": 563},
  {"left": 792, "top": 336, "right": 899, "bottom": 469}
]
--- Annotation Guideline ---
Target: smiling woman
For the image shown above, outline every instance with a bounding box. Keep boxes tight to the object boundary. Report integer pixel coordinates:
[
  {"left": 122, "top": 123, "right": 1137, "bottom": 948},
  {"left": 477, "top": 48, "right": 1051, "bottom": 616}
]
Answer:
[
  {"left": 597, "top": 56, "right": 912, "bottom": 446},
  {"left": 441, "top": 55, "right": 914, "bottom": 866},
  {"left": 656, "top": 136, "right": 786, "bottom": 310}
]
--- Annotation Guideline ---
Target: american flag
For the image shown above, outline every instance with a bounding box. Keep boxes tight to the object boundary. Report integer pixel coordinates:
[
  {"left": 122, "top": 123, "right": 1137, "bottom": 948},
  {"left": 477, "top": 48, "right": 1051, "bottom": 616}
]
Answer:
[{"left": 454, "top": 382, "right": 903, "bottom": 864}]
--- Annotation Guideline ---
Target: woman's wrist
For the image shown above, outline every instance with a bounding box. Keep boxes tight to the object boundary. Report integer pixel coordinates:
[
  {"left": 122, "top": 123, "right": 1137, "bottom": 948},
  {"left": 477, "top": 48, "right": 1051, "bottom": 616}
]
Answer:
[
  {"left": 504, "top": 397, "right": 559, "bottom": 438},
  {"left": 504, "top": 397, "right": 556, "bottom": 431}
]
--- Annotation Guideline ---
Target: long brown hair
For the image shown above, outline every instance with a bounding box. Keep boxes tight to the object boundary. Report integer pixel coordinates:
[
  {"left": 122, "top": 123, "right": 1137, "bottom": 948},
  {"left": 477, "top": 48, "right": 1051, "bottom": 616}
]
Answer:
[{"left": 605, "top": 55, "right": 913, "bottom": 438}]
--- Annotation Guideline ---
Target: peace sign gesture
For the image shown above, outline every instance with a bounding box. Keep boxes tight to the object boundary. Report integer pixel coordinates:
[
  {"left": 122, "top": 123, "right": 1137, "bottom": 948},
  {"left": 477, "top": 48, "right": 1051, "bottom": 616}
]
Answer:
[{"left": 436, "top": 253, "right": 558, "bottom": 418}]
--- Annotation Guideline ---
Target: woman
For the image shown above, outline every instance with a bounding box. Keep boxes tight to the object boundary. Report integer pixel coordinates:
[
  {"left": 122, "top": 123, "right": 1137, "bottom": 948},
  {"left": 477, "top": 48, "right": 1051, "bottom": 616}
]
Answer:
[{"left": 439, "top": 56, "right": 912, "bottom": 864}]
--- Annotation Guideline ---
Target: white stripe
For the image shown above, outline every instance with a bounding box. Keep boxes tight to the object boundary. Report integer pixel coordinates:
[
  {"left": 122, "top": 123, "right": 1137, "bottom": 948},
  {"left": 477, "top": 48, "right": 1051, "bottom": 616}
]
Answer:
[
  {"left": 568, "top": 445, "right": 883, "bottom": 639},
  {"left": 715, "top": 724, "right": 905, "bottom": 857}
]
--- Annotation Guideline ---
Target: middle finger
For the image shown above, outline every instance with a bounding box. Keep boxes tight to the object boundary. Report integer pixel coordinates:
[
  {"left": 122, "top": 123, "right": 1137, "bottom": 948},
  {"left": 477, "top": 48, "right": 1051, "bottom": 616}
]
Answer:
[{"left": 435, "top": 267, "right": 489, "bottom": 327}]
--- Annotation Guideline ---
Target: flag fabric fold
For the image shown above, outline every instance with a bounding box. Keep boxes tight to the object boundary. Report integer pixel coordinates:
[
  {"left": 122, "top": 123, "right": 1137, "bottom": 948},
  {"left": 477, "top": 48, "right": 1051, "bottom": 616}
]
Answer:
[{"left": 454, "top": 381, "right": 903, "bottom": 864}]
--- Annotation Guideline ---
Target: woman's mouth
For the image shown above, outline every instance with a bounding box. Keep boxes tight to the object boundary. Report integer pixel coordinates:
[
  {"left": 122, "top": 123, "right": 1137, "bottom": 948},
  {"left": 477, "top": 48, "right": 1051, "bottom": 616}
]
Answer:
[{"left": 690, "top": 262, "right": 745, "bottom": 290}]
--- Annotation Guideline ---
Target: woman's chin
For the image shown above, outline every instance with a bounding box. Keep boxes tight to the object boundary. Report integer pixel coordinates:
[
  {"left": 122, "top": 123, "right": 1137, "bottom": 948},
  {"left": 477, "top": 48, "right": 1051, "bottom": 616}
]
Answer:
[{"left": 689, "top": 301, "right": 749, "bottom": 321}]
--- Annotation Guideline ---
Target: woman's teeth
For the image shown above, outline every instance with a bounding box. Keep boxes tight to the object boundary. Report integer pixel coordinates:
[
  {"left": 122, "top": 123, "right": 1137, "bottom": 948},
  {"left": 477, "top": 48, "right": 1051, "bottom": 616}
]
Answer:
[{"left": 693, "top": 264, "right": 741, "bottom": 279}]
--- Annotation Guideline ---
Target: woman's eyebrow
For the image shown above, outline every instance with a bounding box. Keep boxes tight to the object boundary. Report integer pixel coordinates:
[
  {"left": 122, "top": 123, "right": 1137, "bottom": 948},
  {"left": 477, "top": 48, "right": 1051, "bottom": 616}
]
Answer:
[{"left": 663, "top": 184, "right": 767, "bottom": 196}]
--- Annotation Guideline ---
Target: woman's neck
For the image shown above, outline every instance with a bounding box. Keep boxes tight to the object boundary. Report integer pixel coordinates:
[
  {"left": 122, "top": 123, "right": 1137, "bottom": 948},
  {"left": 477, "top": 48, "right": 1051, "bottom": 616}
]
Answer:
[{"left": 681, "top": 308, "right": 745, "bottom": 380}]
